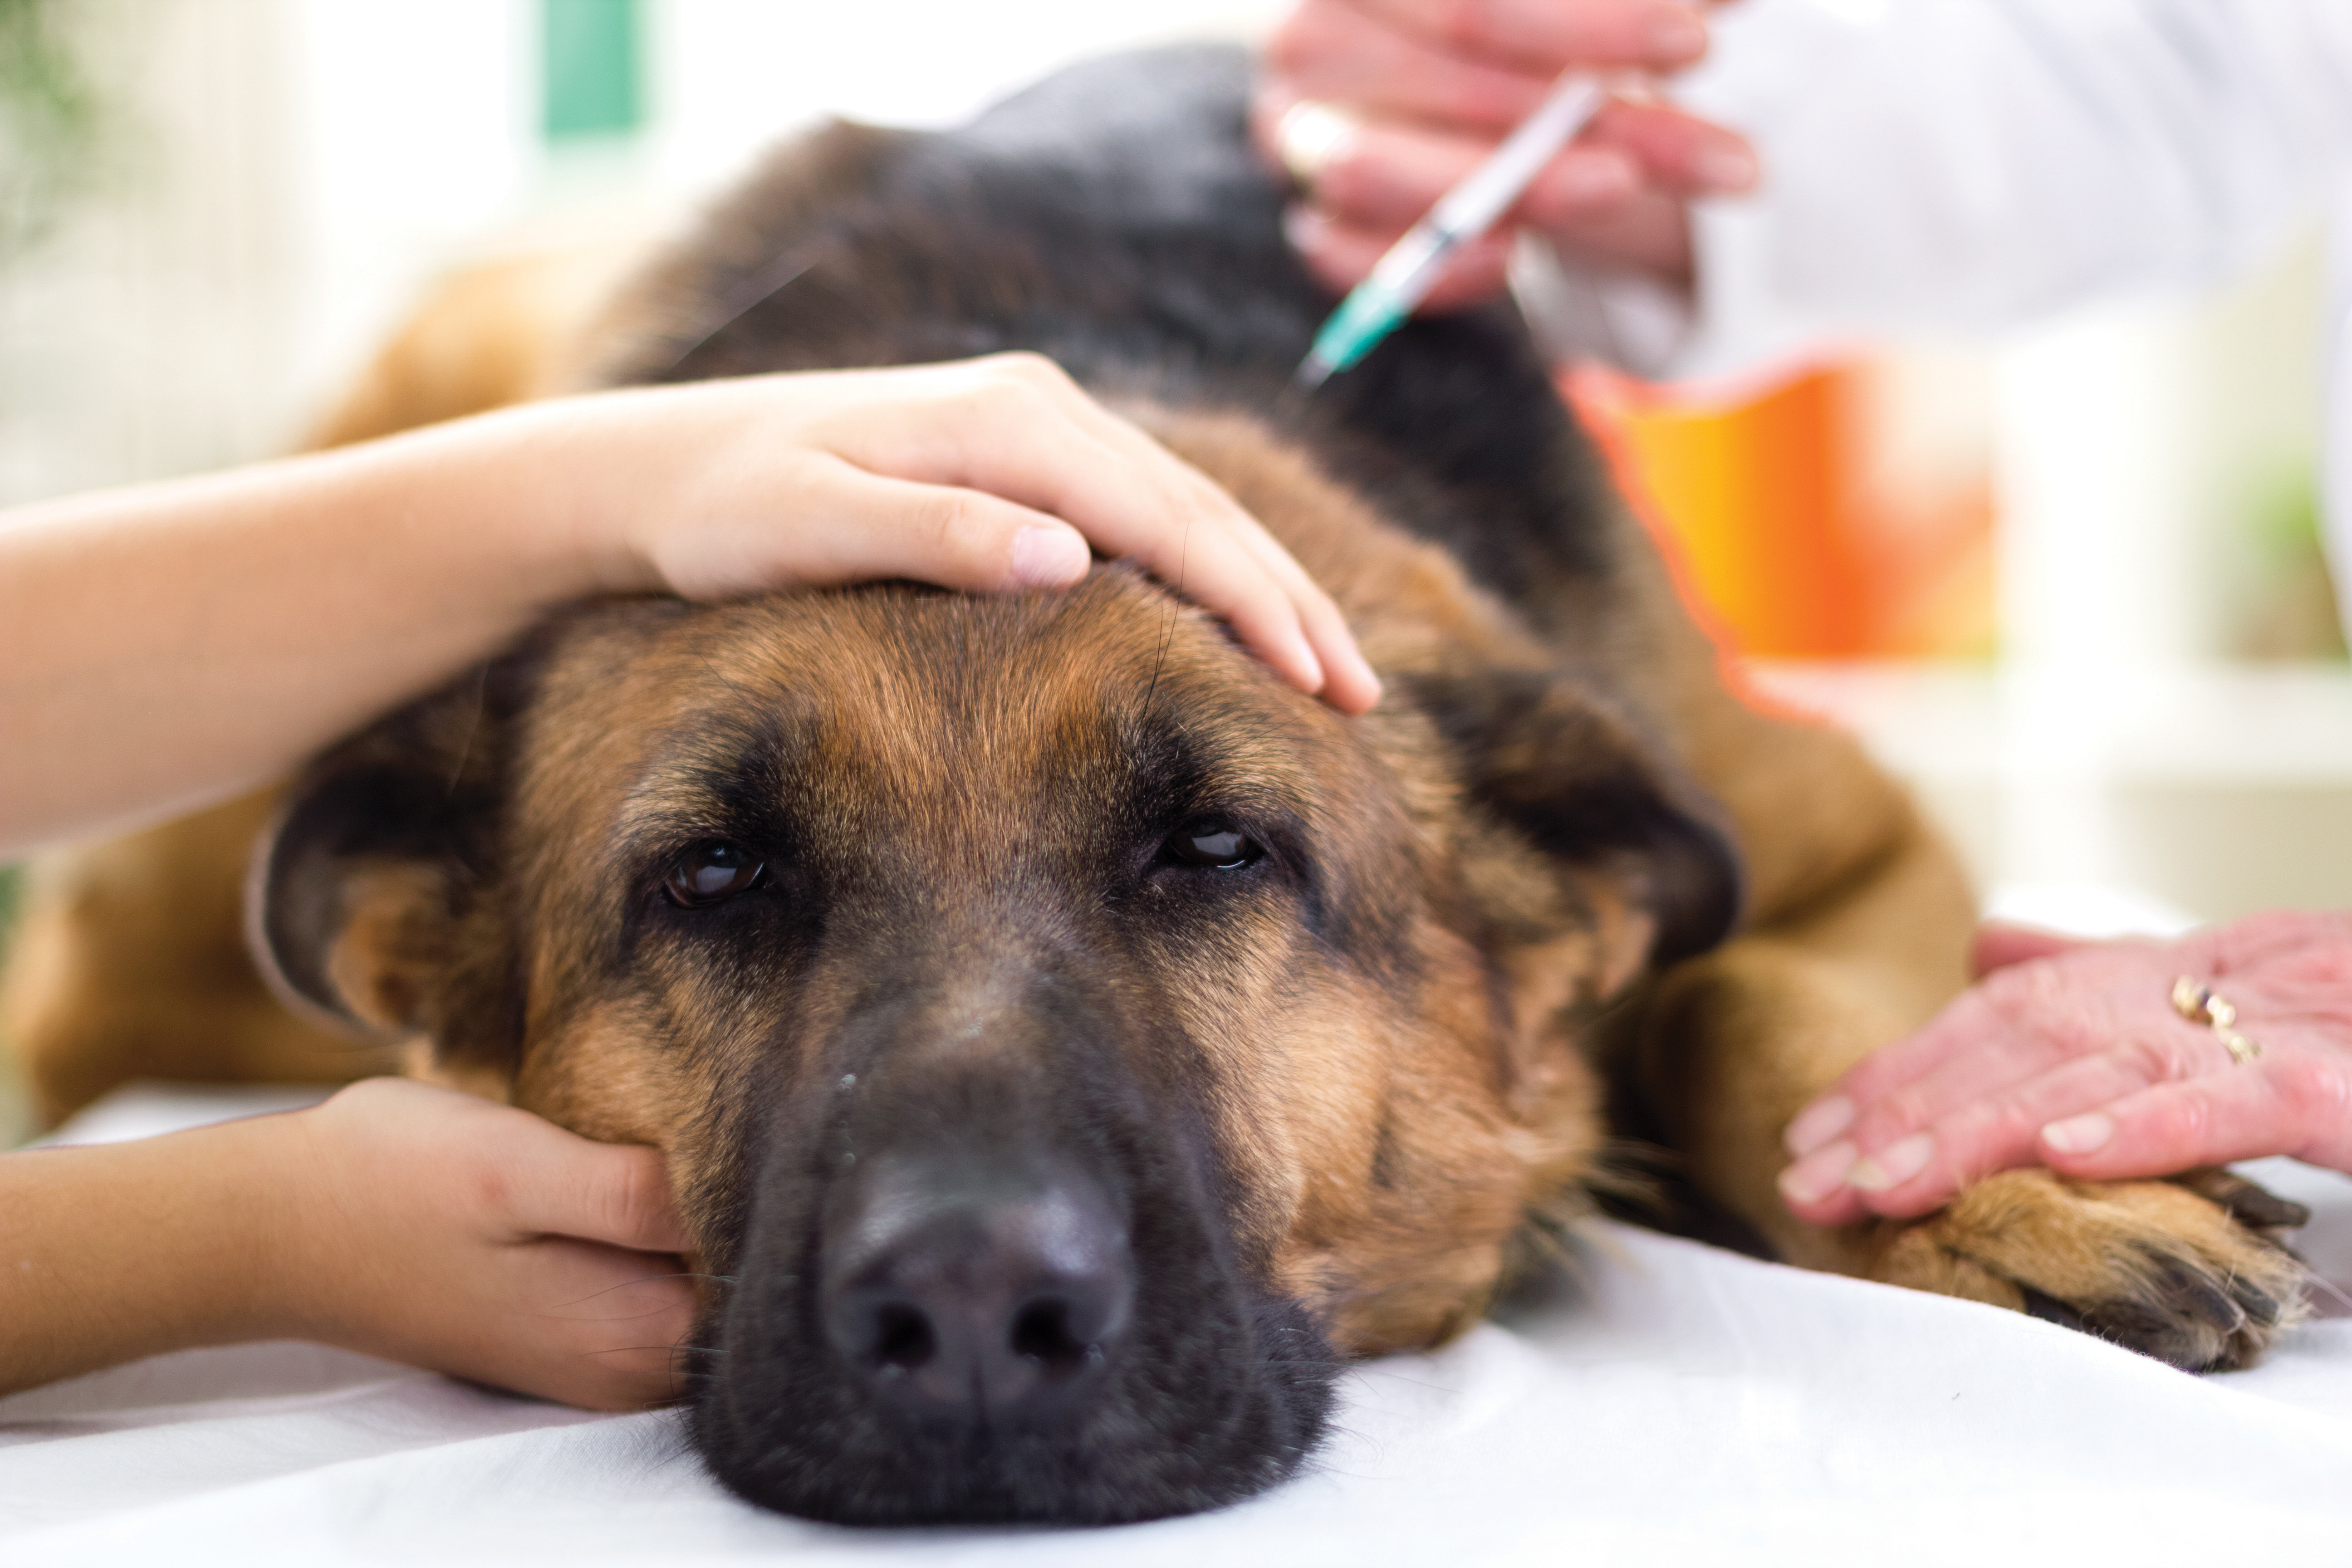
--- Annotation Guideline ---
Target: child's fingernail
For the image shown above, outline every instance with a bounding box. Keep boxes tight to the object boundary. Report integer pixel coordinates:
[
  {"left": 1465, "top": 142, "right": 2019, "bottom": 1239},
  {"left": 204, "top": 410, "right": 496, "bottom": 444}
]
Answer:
[
  {"left": 1846, "top": 1132, "right": 1933, "bottom": 1192},
  {"left": 1011, "top": 525, "right": 1089, "bottom": 586},
  {"left": 1784, "top": 1094, "right": 1854, "bottom": 1156},
  {"left": 1778, "top": 1140, "right": 1856, "bottom": 1207},
  {"left": 1289, "top": 635, "right": 1326, "bottom": 693},
  {"left": 2042, "top": 1112, "right": 2114, "bottom": 1156},
  {"left": 1694, "top": 144, "right": 1758, "bottom": 193}
]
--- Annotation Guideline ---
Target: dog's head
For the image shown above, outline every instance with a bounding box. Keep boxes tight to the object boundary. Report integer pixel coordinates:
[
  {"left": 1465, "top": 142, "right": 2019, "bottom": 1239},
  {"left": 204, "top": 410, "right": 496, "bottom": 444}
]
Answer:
[{"left": 251, "top": 420, "right": 1735, "bottom": 1524}]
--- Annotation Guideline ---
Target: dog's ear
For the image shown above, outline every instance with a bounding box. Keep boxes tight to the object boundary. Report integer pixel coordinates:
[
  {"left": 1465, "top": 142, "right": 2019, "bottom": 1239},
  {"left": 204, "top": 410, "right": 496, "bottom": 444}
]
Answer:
[
  {"left": 1408, "top": 666, "right": 1742, "bottom": 983},
  {"left": 248, "top": 663, "right": 527, "bottom": 1073}
]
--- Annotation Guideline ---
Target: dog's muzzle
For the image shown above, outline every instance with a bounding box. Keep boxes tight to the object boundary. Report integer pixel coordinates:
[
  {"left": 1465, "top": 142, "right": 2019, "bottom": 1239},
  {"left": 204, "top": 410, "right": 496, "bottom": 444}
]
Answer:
[{"left": 822, "top": 1152, "right": 1134, "bottom": 1421}]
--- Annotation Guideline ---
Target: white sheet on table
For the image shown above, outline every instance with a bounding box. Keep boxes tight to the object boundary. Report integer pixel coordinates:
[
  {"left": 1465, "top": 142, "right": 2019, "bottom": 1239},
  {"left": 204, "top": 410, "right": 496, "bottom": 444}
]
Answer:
[{"left": 5, "top": 1085, "right": 2352, "bottom": 1567}]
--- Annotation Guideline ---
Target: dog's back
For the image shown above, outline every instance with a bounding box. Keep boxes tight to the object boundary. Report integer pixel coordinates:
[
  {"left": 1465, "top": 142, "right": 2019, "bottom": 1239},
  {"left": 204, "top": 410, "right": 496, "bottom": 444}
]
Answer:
[{"left": 608, "top": 48, "right": 1625, "bottom": 645}]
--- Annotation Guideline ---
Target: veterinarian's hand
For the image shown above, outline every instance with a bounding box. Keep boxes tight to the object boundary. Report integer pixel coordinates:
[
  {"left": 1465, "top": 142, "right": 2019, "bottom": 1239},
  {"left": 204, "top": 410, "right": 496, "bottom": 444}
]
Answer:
[
  {"left": 566, "top": 354, "right": 1381, "bottom": 715},
  {"left": 1777, "top": 910, "right": 2352, "bottom": 1225},
  {"left": 279, "top": 1079, "right": 697, "bottom": 1410},
  {"left": 1258, "top": 0, "right": 1755, "bottom": 308}
]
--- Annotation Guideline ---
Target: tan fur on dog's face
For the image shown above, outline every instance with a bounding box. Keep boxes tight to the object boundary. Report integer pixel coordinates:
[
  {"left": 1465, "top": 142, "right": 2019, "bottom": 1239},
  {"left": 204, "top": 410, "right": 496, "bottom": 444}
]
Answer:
[
  {"left": 252, "top": 403, "right": 1735, "bottom": 1522},
  {"left": 329, "top": 563, "right": 1609, "bottom": 1352}
]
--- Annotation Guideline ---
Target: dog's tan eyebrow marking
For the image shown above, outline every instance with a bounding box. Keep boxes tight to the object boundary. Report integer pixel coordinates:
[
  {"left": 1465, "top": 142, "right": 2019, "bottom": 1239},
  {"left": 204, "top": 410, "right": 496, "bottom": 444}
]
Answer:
[{"left": 603, "top": 708, "right": 813, "bottom": 869}]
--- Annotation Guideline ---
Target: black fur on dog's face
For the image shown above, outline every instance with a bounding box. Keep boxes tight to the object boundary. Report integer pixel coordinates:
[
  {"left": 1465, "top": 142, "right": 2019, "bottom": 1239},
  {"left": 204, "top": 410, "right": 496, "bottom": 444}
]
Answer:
[
  {"left": 566, "top": 572, "right": 1371, "bottom": 1522},
  {"left": 253, "top": 537, "right": 1736, "bottom": 1524}
]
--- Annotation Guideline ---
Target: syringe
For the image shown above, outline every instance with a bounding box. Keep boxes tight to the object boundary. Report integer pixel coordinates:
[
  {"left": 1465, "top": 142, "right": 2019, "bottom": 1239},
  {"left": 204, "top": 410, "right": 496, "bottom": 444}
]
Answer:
[{"left": 1295, "top": 74, "right": 1607, "bottom": 389}]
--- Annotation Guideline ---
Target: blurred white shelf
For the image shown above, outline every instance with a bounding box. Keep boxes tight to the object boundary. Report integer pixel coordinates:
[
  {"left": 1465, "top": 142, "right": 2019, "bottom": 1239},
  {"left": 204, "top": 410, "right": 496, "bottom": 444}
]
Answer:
[{"left": 1745, "top": 661, "right": 2352, "bottom": 924}]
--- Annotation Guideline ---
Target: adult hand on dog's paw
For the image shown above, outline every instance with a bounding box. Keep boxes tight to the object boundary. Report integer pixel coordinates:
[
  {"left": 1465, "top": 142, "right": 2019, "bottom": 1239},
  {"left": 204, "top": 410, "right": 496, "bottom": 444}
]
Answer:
[
  {"left": 1255, "top": 0, "right": 1754, "bottom": 307},
  {"left": 1777, "top": 909, "right": 2352, "bottom": 1225},
  {"left": 565, "top": 354, "right": 1381, "bottom": 715},
  {"left": 280, "top": 1078, "right": 697, "bottom": 1411}
]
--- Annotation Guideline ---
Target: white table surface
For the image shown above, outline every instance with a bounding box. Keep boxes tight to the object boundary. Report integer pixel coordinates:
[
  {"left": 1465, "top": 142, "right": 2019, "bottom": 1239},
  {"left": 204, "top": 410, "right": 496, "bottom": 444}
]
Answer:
[{"left": 5, "top": 1082, "right": 2351, "bottom": 1566}]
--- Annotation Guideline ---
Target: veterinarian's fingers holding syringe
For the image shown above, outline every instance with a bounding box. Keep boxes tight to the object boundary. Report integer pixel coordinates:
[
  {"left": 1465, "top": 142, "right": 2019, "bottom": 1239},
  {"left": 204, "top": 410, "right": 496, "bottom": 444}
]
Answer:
[
  {"left": 1263, "top": 96, "right": 1742, "bottom": 305},
  {"left": 1260, "top": 0, "right": 1752, "bottom": 301}
]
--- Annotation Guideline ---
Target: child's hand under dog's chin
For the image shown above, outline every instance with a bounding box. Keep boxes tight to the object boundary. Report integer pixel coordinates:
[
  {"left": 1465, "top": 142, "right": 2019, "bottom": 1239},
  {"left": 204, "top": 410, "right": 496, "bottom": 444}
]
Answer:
[
  {"left": 0, "top": 1079, "right": 695, "bottom": 1406},
  {"left": 271, "top": 1078, "right": 698, "bottom": 1411}
]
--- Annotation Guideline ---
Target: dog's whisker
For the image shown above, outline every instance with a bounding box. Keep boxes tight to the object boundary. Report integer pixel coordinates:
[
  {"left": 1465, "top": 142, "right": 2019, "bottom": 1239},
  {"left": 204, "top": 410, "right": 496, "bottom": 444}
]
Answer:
[
  {"left": 1141, "top": 591, "right": 1178, "bottom": 720},
  {"left": 544, "top": 1274, "right": 706, "bottom": 1312},
  {"left": 442, "top": 664, "right": 490, "bottom": 796}
]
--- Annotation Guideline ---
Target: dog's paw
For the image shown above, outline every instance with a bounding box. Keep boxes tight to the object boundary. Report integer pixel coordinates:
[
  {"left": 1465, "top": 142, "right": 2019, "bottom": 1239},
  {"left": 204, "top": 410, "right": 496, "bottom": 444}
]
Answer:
[{"left": 1870, "top": 1167, "right": 2311, "bottom": 1371}]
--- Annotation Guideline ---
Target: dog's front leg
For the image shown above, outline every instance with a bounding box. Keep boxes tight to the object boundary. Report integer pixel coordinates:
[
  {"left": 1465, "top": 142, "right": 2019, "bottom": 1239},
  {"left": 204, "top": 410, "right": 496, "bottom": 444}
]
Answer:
[
  {"left": 1624, "top": 813, "right": 2307, "bottom": 1370},
  {"left": 1625, "top": 804, "right": 1973, "bottom": 1274}
]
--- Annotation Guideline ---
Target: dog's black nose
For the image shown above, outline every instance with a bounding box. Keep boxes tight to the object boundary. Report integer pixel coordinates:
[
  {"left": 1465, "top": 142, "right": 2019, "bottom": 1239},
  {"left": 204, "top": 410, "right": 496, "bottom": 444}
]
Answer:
[{"left": 823, "top": 1164, "right": 1133, "bottom": 1419}]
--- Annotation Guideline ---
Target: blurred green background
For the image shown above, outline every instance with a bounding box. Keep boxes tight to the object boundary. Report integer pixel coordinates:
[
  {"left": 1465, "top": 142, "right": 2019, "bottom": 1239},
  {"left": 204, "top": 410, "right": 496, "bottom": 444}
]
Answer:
[{"left": 0, "top": 863, "right": 27, "bottom": 1146}]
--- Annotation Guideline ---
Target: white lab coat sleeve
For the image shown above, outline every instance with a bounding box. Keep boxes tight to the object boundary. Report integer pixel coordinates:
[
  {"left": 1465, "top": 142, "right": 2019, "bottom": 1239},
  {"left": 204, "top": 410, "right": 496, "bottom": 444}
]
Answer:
[
  {"left": 1508, "top": 233, "right": 1695, "bottom": 378},
  {"left": 1657, "top": 0, "right": 2352, "bottom": 379}
]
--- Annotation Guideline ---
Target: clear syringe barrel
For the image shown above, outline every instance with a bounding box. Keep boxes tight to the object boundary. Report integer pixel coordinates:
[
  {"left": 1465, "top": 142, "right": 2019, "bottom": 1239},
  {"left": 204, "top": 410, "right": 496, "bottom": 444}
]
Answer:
[{"left": 1428, "top": 75, "right": 1606, "bottom": 241}]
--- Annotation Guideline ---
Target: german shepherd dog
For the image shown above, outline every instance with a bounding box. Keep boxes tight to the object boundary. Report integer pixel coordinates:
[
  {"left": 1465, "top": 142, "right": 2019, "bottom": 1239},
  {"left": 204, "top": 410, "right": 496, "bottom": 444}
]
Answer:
[{"left": 3, "top": 47, "right": 2309, "bottom": 1525}]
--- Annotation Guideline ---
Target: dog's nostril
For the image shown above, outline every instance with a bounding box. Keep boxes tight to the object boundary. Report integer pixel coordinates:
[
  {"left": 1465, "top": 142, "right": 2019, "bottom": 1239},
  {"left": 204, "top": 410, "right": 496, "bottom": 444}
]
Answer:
[
  {"left": 870, "top": 1303, "right": 936, "bottom": 1371},
  {"left": 824, "top": 1164, "right": 1133, "bottom": 1420},
  {"left": 1009, "top": 1298, "right": 1091, "bottom": 1369}
]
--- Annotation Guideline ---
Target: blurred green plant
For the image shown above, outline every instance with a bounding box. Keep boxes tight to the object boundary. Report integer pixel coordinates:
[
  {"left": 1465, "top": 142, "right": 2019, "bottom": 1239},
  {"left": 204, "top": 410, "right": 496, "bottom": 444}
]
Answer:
[
  {"left": 541, "top": 0, "right": 641, "bottom": 143},
  {"left": 0, "top": 0, "right": 99, "bottom": 260},
  {"left": 2234, "top": 465, "right": 2348, "bottom": 661}
]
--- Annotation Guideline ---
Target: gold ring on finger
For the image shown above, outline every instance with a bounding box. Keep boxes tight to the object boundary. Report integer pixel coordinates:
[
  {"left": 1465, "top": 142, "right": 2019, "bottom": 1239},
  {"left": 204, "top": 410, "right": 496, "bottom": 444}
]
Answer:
[{"left": 2171, "top": 974, "right": 2264, "bottom": 1066}]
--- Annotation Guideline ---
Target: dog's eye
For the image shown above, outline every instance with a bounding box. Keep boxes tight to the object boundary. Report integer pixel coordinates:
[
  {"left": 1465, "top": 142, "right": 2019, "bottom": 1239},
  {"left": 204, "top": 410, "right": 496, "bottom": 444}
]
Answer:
[
  {"left": 666, "top": 842, "right": 767, "bottom": 906},
  {"left": 1162, "top": 818, "right": 1261, "bottom": 870}
]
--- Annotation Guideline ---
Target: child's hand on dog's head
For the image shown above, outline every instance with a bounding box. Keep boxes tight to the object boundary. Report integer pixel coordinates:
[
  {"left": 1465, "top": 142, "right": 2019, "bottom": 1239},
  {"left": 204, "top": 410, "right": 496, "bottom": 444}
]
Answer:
[
  {"left": 0, "top": 1078, "right": 696, "bottom": 1409},
  {"left": 560, "top": 354, "right": 1382, "bottom": 718},
  {"left": 2, "top": 353, "right": 1374, "bottom": 856}
]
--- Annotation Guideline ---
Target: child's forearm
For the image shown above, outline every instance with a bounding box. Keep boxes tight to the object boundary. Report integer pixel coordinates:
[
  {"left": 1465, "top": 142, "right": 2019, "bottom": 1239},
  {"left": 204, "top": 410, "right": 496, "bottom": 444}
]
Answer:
[
  {"left": 1, "top": 1081, "right": 700, "bottom": 1409},
  {"left": 0, "top": 1116, "right": 303, "bottom": 1395},
  {"left": 0, "top": 399, "right": 611, "bottom": 854}
]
